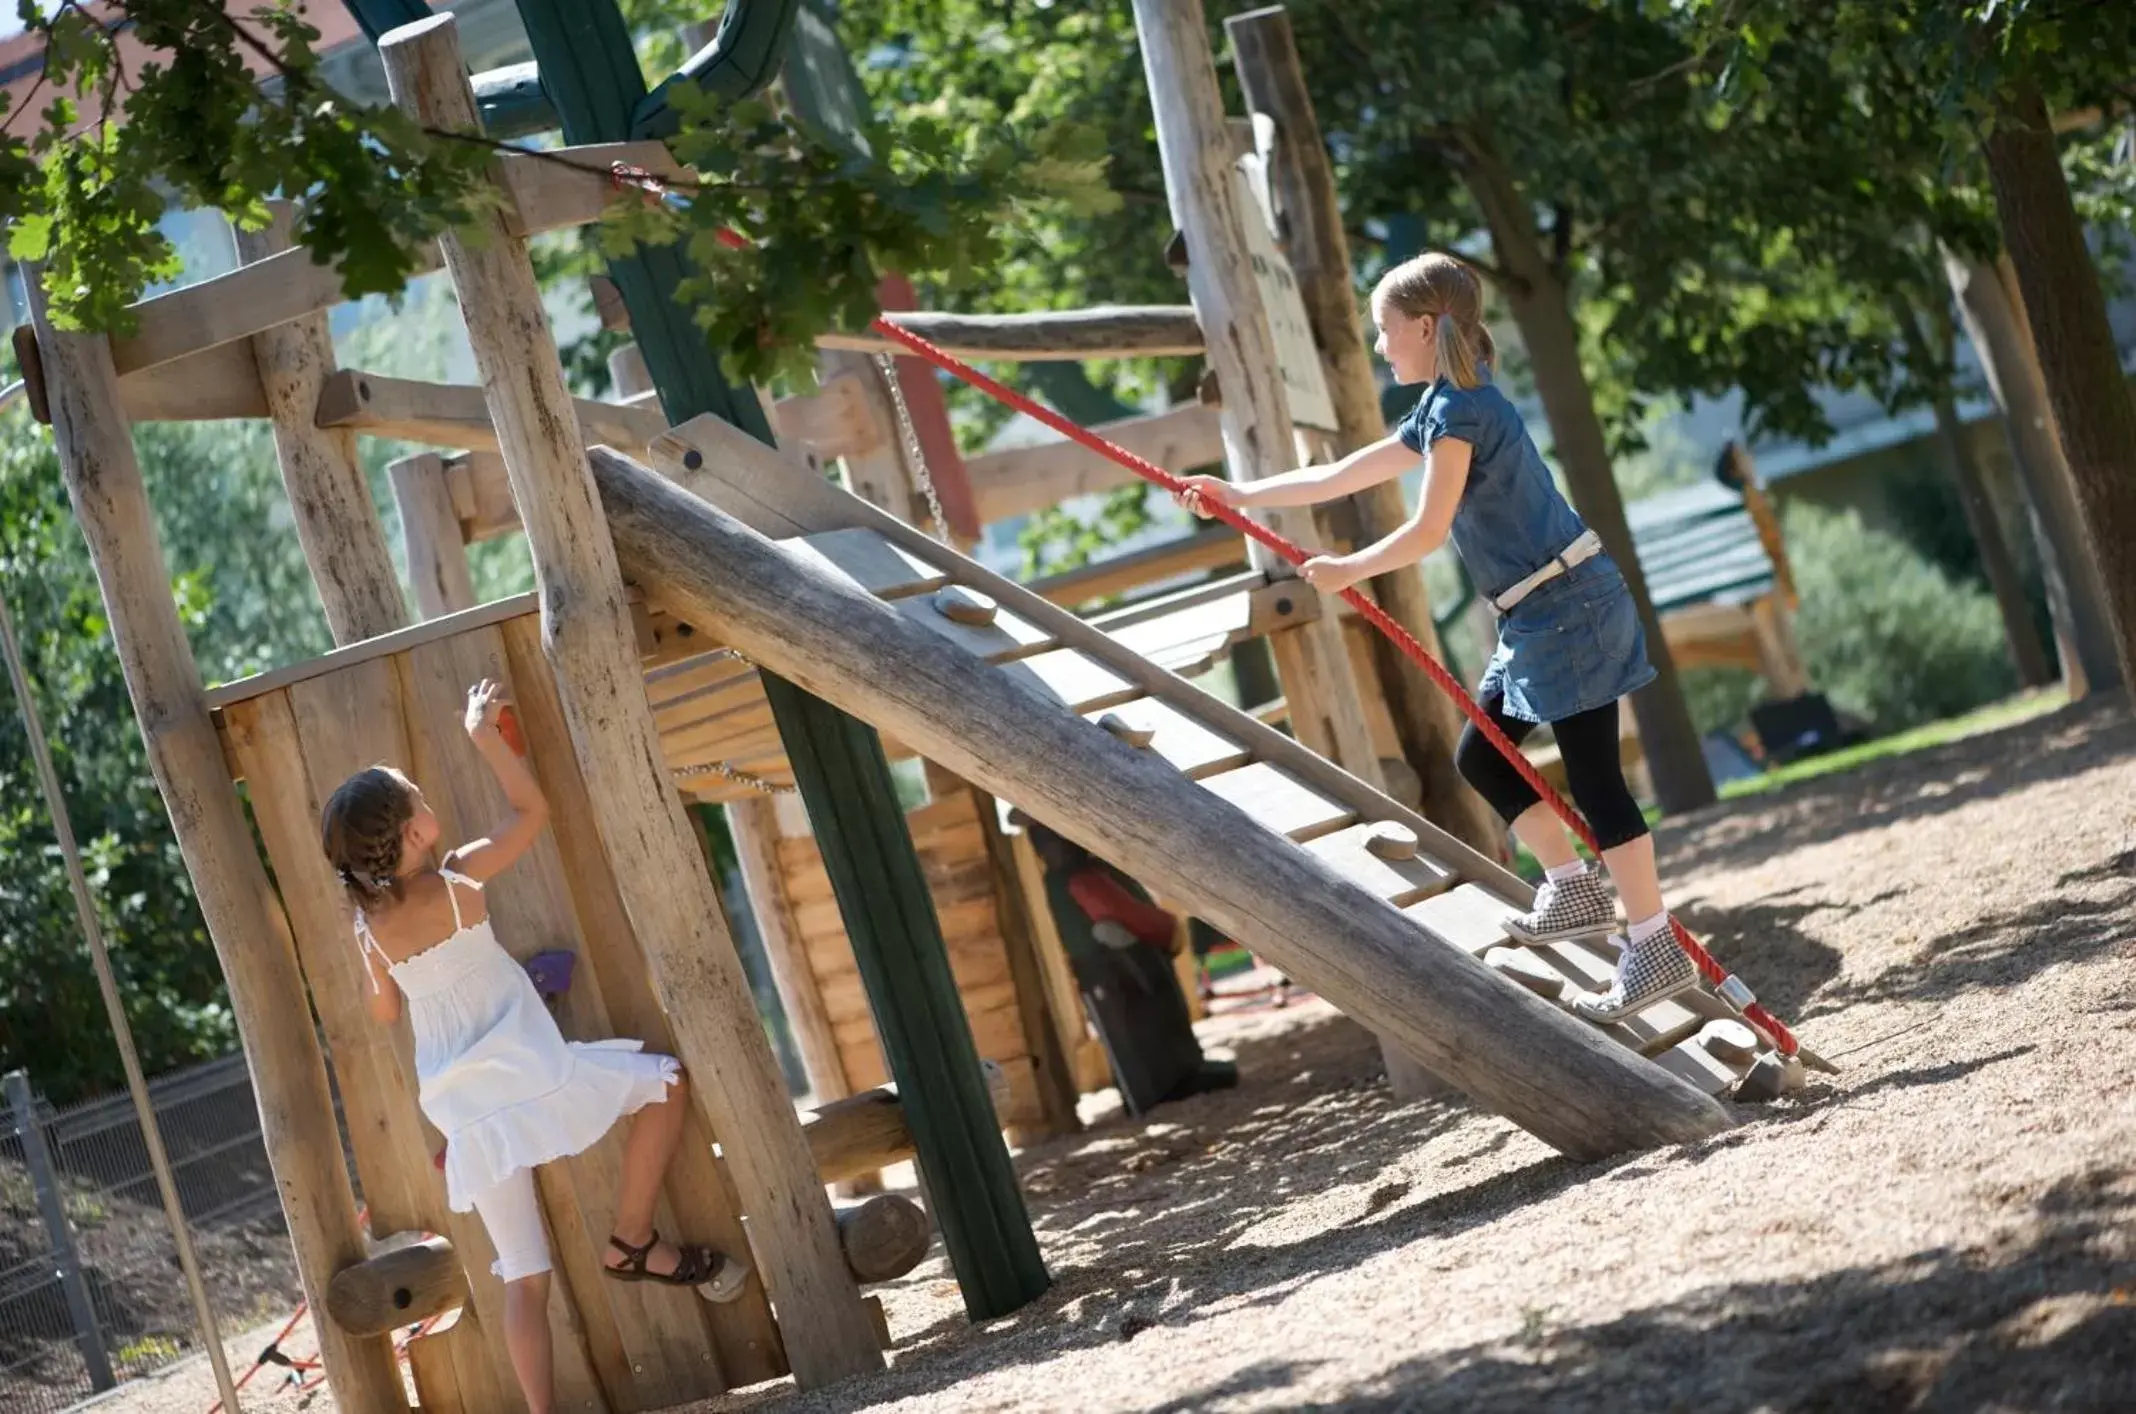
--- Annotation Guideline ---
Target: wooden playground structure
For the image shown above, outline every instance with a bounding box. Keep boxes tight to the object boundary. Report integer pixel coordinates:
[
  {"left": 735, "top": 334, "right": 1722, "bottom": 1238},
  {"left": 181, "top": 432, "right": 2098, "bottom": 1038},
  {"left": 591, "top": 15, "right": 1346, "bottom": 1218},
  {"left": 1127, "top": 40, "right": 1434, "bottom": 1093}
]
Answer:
[{"left": 10, "top": 3, "right": 1812, "bottom": 1410}]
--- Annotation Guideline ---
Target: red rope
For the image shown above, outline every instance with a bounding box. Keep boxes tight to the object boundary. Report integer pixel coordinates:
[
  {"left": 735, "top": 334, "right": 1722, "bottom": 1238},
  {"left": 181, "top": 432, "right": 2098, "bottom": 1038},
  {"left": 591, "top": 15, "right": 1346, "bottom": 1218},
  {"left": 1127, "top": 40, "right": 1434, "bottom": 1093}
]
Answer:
[{"left": 865, "top": 318, "right": 1799, "bottom": 1058}]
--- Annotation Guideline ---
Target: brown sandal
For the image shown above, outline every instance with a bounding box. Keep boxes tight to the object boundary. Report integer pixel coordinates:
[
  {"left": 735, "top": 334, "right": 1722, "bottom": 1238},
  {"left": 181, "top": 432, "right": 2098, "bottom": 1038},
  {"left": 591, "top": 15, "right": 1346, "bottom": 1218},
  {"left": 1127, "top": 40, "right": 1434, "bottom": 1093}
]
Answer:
[{"left": 605, "top": 1231, "right": 750, "bottom": 1303}]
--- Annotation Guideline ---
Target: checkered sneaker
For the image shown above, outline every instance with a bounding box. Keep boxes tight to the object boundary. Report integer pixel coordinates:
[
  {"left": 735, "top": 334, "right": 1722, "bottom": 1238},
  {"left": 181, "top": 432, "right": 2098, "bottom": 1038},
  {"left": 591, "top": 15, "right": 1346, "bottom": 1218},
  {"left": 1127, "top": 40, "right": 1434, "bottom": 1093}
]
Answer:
[
  {"left": 1505, "top": 865, "right": 1617, "bottom": 945},
  {"left": 1570, "top": 928, "right": 1697, "bottom": 1023}
]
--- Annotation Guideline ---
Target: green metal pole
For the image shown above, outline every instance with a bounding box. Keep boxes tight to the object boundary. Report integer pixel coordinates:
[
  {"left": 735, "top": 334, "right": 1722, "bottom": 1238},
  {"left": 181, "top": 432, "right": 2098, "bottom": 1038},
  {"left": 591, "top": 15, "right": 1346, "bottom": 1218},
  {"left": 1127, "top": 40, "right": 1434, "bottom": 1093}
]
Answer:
[{"left": 503, "top": 0, "right": 1049, "bottom": 1319}]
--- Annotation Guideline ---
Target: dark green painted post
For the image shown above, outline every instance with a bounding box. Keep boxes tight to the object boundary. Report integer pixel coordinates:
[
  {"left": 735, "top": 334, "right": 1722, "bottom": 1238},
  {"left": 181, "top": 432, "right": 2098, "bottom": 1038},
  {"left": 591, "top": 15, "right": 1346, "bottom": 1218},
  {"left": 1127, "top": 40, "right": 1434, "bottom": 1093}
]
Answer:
[
  {"left": 370, "top": 0, "right": 1047, "bottom": 1319},
  {"left": 761, "top": 677, "right": 1047, "bottom": 1317}
]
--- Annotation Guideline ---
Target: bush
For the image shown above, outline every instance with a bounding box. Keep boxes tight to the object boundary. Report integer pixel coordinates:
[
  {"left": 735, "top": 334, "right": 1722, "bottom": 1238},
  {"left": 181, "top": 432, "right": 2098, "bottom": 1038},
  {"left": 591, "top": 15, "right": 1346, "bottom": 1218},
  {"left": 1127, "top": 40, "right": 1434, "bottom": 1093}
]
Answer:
[{"left": 1782, "top": 501, "right": 2018, "bottom": 733}]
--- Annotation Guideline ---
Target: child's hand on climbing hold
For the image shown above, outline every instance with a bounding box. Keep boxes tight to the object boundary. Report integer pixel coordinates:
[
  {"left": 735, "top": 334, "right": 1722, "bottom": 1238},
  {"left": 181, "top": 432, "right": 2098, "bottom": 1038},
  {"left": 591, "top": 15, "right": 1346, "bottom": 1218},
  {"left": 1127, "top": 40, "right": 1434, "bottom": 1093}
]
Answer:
[
  {"left": 1299, "top": 554, "right": 1366, "bottom": 596},
  {"left": 464, "top": 678, "right": 511, "bottom": 740},
  {"left": 1174, "top": 475, "right": 1234, "bottom": 520}
]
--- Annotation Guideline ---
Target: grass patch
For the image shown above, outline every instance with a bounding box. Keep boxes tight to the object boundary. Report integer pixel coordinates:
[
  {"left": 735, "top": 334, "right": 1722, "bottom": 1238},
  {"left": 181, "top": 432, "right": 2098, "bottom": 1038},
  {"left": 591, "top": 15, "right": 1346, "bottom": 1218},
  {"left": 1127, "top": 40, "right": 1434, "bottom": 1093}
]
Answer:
[{"left": 1716, "top": 687, "right": 2067, "bottom": 801}]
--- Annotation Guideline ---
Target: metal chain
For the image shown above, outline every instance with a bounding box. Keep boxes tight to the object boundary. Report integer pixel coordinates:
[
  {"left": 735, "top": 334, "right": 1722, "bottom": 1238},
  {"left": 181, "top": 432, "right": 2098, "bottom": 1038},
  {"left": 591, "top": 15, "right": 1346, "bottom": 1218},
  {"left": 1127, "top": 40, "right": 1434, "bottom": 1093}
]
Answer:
[
  {"left": 874, "top": 351, "right": 950, "bottom": 544},
  {"left": 660, "top": 646, "right": 797, "bottom": 795}
]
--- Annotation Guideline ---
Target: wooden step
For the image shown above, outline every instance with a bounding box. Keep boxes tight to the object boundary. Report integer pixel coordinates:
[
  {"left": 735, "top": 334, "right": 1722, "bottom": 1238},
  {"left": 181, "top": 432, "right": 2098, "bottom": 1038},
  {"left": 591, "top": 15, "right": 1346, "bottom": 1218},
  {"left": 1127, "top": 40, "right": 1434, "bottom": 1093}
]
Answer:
[
  {"left": 790, "top": 528, "right": 946, "bottom": 599},
  {"left": 1302, "top": 823, "right": 1455, "bottom": 907},
  {"left": 1402, "top": 882, "right": 1521, "bottom": 956},
  {"left": 1536, "top": 940, "right": 1706, "bottom": 1057},
  {"left": 1651, "top": 1037, "right": 1753, "bottom": 1095},
  {"left": 1199, "top": 763, "right": 1354, "bottom": 843},
  {"left": 998, "top": 650, "right": 1141, "bottom": 715},
  {"left": 1080, "top": 698, "right": 1251, "bottom": 779},
  {"left": 896, "top": 593, "right": 1055, "bottom": 662}
]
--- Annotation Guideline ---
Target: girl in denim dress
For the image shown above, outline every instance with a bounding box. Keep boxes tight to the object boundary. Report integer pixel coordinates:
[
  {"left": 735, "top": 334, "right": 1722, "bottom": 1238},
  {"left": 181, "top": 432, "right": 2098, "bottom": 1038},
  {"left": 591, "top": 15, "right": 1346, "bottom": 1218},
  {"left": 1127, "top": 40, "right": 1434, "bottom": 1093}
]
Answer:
[{"left": 1177, "top": 253, "right": 1695, "bottom": 1021}]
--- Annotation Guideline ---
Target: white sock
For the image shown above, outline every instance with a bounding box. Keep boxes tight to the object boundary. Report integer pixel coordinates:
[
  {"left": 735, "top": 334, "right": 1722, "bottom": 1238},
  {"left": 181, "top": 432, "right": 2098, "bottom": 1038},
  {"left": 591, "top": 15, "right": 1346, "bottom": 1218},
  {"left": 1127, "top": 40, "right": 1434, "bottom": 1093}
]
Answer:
[
  {"left": 1628, "top": 911, "right": 1670, "bottom": 945},
  {"left": 1544, "top": 861, "right": 1586, "bottom": 884}
]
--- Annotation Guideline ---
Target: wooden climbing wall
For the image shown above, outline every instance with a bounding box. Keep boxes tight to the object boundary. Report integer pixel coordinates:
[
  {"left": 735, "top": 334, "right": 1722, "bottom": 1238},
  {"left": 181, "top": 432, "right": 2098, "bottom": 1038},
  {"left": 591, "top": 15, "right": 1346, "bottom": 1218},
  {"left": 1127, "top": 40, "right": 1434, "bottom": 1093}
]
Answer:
[
  {"left": 209, "top": 599, "right": 788, "bottom": 1414},
  {"left": 772, "top": 792, "right": 1047, "bottom": 1129}
]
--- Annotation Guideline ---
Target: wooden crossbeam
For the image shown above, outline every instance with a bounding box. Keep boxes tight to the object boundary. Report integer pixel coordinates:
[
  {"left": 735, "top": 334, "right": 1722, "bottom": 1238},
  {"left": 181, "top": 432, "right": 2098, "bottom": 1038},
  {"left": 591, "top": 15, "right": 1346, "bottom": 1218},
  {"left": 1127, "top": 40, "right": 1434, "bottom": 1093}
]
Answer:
[
  {"left": 818, "top": 305, "right": 1203, "bottom": 363},
  {"left": 315, "top": 369, "right": 667, "bottom": 455},
  {"left": 964, "top": 403, "right": 1224, "bottom": 524},
  {"left": 107, "top": 140, "right": 690, "bottom": 385}
]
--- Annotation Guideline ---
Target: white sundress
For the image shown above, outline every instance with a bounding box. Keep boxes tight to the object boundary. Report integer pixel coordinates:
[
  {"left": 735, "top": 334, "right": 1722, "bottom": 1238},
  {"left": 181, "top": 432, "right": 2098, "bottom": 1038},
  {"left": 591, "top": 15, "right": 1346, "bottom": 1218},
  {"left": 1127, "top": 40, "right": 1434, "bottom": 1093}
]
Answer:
[{"left": 356, "top": 869, "right": 677, "bottom": 1213}]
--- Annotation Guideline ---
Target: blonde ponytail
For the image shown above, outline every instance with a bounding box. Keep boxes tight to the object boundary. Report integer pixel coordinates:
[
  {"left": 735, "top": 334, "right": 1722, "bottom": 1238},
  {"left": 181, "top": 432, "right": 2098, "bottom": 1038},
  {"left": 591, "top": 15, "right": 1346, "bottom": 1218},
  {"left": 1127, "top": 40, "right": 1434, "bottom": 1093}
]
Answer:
[{"left": 1374, "top": 254, "right": 1494, "bottom": 390}]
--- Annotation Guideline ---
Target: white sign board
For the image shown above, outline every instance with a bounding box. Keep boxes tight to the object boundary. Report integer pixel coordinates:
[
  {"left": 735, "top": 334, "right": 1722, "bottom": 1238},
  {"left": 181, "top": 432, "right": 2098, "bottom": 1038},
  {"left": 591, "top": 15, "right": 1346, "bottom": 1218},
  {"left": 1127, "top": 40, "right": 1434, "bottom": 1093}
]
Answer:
[{"left": 1232, "top": 161, "right": 1340, "bottom": 433}]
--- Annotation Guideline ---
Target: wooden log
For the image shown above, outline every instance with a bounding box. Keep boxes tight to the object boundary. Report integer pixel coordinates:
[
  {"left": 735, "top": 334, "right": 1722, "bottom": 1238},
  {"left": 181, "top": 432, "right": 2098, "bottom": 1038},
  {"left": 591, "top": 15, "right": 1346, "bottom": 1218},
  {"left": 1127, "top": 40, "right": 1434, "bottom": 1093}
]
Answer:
[
  {"left": 803, "top": 1067, "right": 1013, "bottom": 1187},
  {"left": 328, "top": 1237, "right": 468, "bottom": 1339},
  {"left": 380, "top": 16, "right": 880, "bottom": 1388},
  {"left": 963, "top": 404, "right": 1225, "bottom": 524},
  {"left": 595, "top": 444, "right": 1733, "bottom": 1158},
  {"left": 316, "top": 369, "right": 666, "bottom": 456},
  {"left": 237, "top": 205, "right": 411, "bottom": 645},
  {"left": 391, "top": 453, "right": 478, "bottom": 620},
  {"left": 836, "top": 1196, "right": 932, "bottom": 1284},
  {"left": 23, "top": 277, "right": 410, "bottom": 1411},
  {"left": 818, "top": 305, "right": 1203, "bottom": 363}
]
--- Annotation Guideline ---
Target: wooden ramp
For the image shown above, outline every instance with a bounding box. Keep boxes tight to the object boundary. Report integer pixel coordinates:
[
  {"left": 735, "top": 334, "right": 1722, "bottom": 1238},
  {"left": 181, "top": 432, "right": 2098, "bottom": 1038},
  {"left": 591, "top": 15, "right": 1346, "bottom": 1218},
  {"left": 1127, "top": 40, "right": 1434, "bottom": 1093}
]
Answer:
[{"left": 593, "top": 417, "right": 1792, "bottom": 1161}]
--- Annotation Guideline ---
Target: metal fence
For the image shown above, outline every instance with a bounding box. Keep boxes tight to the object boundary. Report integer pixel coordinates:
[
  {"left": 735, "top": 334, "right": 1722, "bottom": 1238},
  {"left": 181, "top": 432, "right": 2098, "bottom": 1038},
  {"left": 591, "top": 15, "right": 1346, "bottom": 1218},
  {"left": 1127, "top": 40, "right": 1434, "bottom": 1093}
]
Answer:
[{"left": 0, "top": 1055, "right": 311, "bottom": 1414}]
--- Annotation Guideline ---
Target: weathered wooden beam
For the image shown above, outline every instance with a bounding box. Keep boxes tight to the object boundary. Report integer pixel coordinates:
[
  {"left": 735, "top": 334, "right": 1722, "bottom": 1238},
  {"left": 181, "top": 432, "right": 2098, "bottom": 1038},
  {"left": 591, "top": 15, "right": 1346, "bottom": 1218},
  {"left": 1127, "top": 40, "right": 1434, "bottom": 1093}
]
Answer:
[
  {"left": 381, "top": 13, "right": 882, "bottom": 1388},
  {"left": 964, "top": 404, "right": 1224, "bottom": 524},
  {"left": 25, "top": 277, "right": 410, "bottom": 1410},
  {"left": 593, "top": 442, "right": 1734, "bottom": 1159},
  {"left": 802, "top": 1065, "right": 1013, "bottom": 1187},
  {"left": 108, "top": 140, "right": 688, "bottom": 383},
  {"left": 316, "top": 369, "right": 666, "bottom": 455},
  {"left": 389, "top": 452, "right": 477, "bottom": 619},
  {"left": 237, "top": 205, "right": 412, "bottom": 645},
  {"left": 818, "top": 305, "right": 1203, "bottom": 362}
]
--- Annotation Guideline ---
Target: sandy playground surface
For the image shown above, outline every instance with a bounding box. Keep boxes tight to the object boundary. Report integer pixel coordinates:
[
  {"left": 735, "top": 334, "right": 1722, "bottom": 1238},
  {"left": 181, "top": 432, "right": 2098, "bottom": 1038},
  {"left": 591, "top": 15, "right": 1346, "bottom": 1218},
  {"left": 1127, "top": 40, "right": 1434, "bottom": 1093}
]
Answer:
[{"left": 90, "top": 693, "right": 2136, "bottom": 1413}]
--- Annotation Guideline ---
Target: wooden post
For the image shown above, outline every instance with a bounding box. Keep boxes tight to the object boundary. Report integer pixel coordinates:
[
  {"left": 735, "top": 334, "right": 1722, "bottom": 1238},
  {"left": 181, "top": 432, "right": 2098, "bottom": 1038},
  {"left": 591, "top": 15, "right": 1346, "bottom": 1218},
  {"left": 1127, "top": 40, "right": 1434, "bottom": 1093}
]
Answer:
[
  {"left": 972, "top": 792, "right": 1082, "bottom": 1138},
  {"left": 1944, "top": 247, "right": 2120, "bottom": 696},
  {"left": 1227, "top": 6, "right": 1503, "bottom": 859},
  {"left": 235, "top": 204, "right": 410, "bottom": 643},
  {"left": 390, "top": 452, "right": 477, "bottom": 619},
  {"left": 379, "top": 16, "right": 881, "bottom": 1388},
  {"left": 24, "top": 274, "right": 410, "bottom": 1411},
  {"left": 591, "top": 449, "right": 1735, "bottom": 1158},
  {"left": 730, "top": 796, "right": 851, "bottom": 1105},
  {"left": 1131, "top": 0, "right": 1384, "bottom": 799}
]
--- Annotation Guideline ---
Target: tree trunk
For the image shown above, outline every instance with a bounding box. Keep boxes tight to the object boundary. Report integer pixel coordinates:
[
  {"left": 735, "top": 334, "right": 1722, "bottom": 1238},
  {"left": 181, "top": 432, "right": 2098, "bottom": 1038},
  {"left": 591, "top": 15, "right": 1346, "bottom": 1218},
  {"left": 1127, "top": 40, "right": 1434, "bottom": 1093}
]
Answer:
[
  {"left": 1981, "top": 81, "right": 2136, "bottom": 694},
  {"left": 1899, "top": 299, "right": 2054, "bottom": 687},
  {"left": 1460, "top": 141, "right": 1716, "bottom": 812},
  {"left": 1943, "top": 246, "right": 2120, "bottom": 697}
]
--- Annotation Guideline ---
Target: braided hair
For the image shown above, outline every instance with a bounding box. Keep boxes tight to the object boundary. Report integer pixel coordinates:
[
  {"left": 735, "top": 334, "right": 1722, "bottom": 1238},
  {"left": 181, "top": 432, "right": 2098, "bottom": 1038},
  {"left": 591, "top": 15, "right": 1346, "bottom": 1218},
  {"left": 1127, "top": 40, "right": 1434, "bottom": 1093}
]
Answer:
[{"left": 321, "top": 767, "right": 417, "bottom": 907}]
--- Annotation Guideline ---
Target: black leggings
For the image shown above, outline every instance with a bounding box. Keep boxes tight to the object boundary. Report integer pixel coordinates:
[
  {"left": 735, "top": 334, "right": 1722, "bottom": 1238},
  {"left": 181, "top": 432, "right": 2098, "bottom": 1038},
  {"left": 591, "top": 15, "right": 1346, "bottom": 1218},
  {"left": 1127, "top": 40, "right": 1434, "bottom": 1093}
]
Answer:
[{"left": 1454, "top": 690, "right": 1649, "bottom": 851}]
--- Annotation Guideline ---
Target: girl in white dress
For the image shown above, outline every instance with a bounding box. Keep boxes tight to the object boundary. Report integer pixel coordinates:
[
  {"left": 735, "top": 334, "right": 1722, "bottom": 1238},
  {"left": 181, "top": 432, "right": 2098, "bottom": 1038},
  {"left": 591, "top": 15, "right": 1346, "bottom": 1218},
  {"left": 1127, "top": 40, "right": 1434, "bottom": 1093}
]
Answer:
[{"left": 322, "top": 679, "right": 747, "bottom": 1414}]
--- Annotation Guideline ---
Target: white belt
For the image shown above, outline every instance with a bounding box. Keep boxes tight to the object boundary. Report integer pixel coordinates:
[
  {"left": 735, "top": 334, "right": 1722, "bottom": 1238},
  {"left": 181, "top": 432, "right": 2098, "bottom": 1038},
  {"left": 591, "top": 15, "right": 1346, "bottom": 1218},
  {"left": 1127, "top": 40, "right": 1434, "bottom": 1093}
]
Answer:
[{"left": 1489, "top": 529, "right": 1603, "bottom": 615}]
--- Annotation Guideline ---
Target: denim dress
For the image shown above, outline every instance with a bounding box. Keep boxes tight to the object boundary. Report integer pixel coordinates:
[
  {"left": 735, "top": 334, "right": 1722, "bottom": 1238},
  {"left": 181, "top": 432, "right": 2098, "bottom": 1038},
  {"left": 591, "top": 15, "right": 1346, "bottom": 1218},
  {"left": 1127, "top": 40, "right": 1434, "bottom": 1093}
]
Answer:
[{"left": 1397, "top": 377, "right": 1655, "bottom": 724}]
